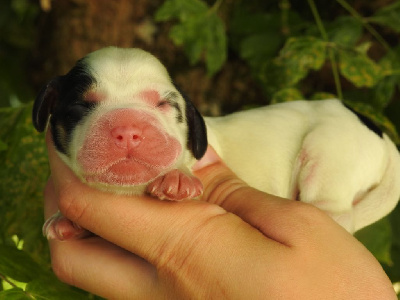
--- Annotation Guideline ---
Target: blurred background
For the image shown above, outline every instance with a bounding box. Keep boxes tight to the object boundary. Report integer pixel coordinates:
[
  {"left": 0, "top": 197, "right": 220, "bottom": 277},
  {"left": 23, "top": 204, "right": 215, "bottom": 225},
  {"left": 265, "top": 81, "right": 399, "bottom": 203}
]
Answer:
[{"left": 1, "top": 0, "right": 400, "bottom": 298}]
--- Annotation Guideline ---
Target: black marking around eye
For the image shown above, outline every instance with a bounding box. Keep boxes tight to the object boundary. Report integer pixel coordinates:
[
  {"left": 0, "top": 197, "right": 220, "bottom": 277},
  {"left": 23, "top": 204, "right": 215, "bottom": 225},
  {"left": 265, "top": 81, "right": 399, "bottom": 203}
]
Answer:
[{"left": 162, "top": 91, "right": 183, "bottom": 123}]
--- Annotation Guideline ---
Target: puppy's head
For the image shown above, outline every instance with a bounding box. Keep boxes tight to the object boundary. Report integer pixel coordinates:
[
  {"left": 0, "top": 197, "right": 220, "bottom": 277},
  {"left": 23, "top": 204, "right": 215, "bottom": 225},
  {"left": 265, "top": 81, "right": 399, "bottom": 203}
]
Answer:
[{"left": 33, "top": 47, "right": 207, "bottom": 193}]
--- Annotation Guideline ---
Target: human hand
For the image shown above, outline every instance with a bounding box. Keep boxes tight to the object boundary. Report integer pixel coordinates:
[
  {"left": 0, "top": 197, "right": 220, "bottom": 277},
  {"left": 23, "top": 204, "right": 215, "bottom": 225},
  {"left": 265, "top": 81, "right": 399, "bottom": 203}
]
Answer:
[{"left": 44, "top": 133, "right": 396, "bottom": 299}]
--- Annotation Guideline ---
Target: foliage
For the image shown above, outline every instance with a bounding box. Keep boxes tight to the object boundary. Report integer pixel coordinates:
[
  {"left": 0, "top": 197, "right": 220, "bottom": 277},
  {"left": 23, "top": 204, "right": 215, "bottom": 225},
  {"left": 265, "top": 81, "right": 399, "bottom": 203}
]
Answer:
[
  {"left": 0, "top": 244, "right": 89, "bottom": 299},
  {"left": 0, "top": 104, "right": 96, "bottom": 298},
  {"left": 0, "top": 0, "right": 38, "bottom": 108},
  {"left": 155, "top": 0, "right": 227, "bottom": 75},
  {"left": 156, "top": 0, "right": 400, "bottom": 291},
  {"left": 158, "top": 0, "right": 400, "bottom": 140},
  {"left": 368, "top": 1, "right": 400, "bottom": 33},
  {"left": 1, "top": 0, "right": 400, "bottom": 297}
]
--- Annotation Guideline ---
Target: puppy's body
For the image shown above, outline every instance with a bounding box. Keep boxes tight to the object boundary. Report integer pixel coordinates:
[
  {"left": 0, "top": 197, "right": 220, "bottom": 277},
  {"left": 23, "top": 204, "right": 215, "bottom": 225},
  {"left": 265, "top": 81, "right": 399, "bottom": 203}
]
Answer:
[
  {"left": 33, "top": 47, "right": 400, "bottom": 236},
  {"left": 206, "top": 100, "right": 400, "bottom": 232}
]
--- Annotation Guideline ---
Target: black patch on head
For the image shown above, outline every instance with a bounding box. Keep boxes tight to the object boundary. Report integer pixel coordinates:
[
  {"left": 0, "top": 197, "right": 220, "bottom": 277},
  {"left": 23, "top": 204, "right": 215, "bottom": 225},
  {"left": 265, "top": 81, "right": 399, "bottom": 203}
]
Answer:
[
  {"left": 32, "top": 58, "right": 97, "bottom": 155},
  {"left": 177, "top": 89, "right": 208, "bottom": 160},
  {"left": 345, "top": 105, "right": 383, "bottom": 138}
]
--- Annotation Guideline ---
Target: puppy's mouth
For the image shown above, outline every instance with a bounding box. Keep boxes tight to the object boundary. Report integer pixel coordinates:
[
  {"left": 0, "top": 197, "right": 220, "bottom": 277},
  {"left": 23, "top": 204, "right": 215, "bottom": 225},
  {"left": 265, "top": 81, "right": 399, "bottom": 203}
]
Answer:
[{"left": 76, "top": 108, "right": 182, "bottom": 186}]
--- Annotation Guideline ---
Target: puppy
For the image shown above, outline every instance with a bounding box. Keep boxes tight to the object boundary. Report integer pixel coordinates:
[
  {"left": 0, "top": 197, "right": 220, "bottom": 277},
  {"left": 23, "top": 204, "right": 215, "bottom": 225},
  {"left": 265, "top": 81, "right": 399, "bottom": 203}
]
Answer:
[{"left": 33, "top": 47, "right": 400, "bottom": 237}]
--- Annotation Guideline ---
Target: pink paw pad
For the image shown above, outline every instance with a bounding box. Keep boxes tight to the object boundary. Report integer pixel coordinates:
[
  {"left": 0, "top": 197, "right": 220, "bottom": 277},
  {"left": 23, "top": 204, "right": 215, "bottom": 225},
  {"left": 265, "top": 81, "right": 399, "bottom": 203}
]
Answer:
[
  {"left": 43, "top": 213, "right": 91, "bottom": 241},
  {"left": 147, "top": 169, "right": 203, "bottom": 201}
]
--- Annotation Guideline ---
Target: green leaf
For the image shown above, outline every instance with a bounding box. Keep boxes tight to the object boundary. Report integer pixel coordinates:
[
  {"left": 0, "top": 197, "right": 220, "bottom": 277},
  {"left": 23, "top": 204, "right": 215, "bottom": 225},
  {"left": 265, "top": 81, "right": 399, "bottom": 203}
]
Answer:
[
  {"left": 230, "top": 9, "right": 283, "bottom": 65},
  {"left": 0, "top": 103, "right": 49, "bottom": 264},
  {"left": 369, "top": 1, "right": 400, "bottom": 33},
  {"left": 343, "top": 99, "right": 400, "bottom": 144},
  {"left": 155, "top": 0, "right": 227, "bottom": 75},
  {"left": 0, "top": 288, "right": 30, "bottom": 300},
  {"left": 271, "top": 88, "right": 303, "bottom": 104},
  {"left": 327, "top": 16, "right": 363, "bottom": 47},
  {"left": 355, "top": 217, "right": 393, "bottom": 266},
  {"left": 0, "top": 245, "right": 44, "bottom": 283},
  {"left": 204, "top": 14, "right": 226, "bottom": 75},
  {"left": 370, "top": 77, "right": 397, "bottom": 111},
  {"left": 260, "top": 37, "right": 326, "bottom": 94},
  {"left": 169, "top": 19, "right": 204, "bottom": 63},
  {"left": 342, "top": 48, "right": 400, "bottom": 113},
  {"left": 239, "top": 33, "right": 282, "bottom": 66},
  {"left": 155, "top": 0, "right": 208, "bottom": 22},
  {"left": 355, "top": 42, "right": 372, "bottom": 55},
  {"left": 277, "top": 37, "right": 326, "bottom": 83},
  {"left": 0, "top": 139, "right": 7, "bottom": 151},
  {"left": 25, "top": 278, "right": 88, "bottom": 300},
  {"left": 388, "top": 203, "right": 400, "bottom": 282},
  {"left": 379, "top": 46, "right": 400, "bottom": 77},
  {"left": 338, "top": 49, "right": 382, "bottom": 88}
]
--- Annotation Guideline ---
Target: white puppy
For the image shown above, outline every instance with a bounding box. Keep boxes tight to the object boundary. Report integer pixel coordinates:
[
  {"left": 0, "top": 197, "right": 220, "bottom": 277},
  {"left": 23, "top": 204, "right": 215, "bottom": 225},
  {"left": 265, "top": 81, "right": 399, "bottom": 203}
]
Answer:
[
  {"left": 33, "top": 47, "right": 400, "bottom": 236},
  {"left": 206, "top": 100, "right": 400, "bottom": 232}
]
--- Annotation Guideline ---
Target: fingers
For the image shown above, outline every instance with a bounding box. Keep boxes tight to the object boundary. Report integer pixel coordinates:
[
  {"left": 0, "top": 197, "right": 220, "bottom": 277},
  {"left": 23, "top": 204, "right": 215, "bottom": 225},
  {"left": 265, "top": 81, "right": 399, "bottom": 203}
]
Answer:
[
  {"left": 193, "top": 146, "right": 340, "bottom": 245},
  {"left": 45, "top": 139, "right": 287, "bottom": 298},
  {"left": 45, "top": 135, "right": 272, "bottom": 266},
  {"left": 44, "top": 137, "right": 397, "bottom": 299},
  {"left": 44, "top": 153, "right": 160, "bottom": 297},
  {"left": 49, "top": 237, "right": 159, "bottom": 299},
  {"left": 44, "top": 178, "right": 59, "bottom": 219}
]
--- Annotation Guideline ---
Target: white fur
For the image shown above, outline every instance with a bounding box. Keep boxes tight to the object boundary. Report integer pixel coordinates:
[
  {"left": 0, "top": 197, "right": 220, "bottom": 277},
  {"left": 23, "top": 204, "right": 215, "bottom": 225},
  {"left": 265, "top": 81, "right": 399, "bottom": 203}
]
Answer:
[
  {"left": 59, "top": 47, "right": 400, "bottom": 233},
  {"left": 206, "top": 100, "right": 400, "bottom": 233},
  {"left": 63, "top": 48, "right": 196, "bottom": 194}
]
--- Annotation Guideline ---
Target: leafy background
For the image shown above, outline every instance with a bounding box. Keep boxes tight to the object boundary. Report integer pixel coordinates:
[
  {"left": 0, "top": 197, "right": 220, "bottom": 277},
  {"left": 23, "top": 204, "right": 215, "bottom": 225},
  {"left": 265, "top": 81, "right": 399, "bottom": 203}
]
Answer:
[{"left": 1, "top": 0, "right": 400, "bottom": 298}]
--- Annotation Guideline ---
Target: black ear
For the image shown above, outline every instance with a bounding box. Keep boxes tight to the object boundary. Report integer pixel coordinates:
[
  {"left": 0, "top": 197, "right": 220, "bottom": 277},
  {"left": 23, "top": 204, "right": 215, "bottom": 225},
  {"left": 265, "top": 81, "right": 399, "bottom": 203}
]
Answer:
[
  {"left": 32, "top": 77, "right": 60, "bottom": 132},
  {"left": 184, "top": 96, "right": 208, "bottom": 160}
]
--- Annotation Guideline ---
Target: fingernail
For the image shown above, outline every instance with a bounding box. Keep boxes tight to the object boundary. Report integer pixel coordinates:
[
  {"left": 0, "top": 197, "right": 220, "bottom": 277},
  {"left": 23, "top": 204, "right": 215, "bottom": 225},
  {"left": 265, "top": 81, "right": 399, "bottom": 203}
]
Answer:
[{"left": 192, "top": 146, "right": 221, "bottom": 171}]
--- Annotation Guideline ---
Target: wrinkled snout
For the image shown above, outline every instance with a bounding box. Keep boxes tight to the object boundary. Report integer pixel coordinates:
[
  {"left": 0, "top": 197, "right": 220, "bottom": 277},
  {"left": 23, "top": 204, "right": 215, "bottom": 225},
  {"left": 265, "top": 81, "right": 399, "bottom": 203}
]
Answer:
[{"left": 76, "top": 108, "right": 182, "bottom": 185}]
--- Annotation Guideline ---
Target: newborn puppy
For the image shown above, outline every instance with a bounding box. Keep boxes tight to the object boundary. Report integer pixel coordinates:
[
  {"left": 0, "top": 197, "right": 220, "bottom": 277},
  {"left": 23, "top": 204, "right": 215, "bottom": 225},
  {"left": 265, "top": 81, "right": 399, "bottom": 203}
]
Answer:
[{"left": 33, "top": 47, "right": 400, "bottom": 237}]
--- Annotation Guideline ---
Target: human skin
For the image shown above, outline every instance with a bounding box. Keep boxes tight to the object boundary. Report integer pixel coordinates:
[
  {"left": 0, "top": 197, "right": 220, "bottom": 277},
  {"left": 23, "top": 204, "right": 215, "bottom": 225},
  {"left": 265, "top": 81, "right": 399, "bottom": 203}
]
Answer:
[{"left": 44, "top": 132, "right": 396, "bottom": 299}]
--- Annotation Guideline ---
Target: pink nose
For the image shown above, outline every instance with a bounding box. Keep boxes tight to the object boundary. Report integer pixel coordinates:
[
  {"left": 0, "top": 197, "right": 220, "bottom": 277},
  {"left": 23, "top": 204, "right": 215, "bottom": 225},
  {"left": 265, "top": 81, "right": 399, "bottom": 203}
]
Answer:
[{"left": 111, "top": 126, "right": 143, "bottom": 149}]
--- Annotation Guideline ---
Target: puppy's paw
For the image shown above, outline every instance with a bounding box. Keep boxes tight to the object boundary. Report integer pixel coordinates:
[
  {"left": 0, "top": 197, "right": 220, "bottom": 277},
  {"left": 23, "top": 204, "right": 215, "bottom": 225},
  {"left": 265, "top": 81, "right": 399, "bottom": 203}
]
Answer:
[
  {"left": 147, "top": 169, "right": 203, "bottom": 201},
  {"left": 43, "top": 212, "right": 91, "bottom": 240}
]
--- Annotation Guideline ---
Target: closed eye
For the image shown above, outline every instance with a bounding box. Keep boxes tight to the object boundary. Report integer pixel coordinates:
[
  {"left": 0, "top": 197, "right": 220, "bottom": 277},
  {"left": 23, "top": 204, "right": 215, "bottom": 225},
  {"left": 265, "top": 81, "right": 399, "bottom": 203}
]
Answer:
[
  {"left": 157, "top": 100, "right": 170, "bottom": 108},
  {"left": 65, "top": 102, "right": 94, "bottom": 123},
  {"left": 72, "top": 102, "right": 93, "bottom": 109}
]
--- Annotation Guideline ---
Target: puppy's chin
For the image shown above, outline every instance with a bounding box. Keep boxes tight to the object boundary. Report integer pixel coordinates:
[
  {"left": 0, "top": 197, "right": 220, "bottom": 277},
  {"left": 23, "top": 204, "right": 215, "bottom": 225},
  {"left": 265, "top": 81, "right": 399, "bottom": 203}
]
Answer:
[{"left": 82, "top": 159, "right": 165, "bottom": 186}]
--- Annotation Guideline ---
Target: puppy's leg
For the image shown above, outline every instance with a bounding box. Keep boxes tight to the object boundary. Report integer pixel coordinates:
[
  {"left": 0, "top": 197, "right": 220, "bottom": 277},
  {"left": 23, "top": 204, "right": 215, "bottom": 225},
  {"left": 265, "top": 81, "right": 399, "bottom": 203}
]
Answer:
[
  {"left": 291, "top": 125, "right": 386, "bottom": 233},
  {"left": 349, "top": 135, "right": 400, "bottom": 232},
  {"left": 146, "top": 169, "right": 203, "bottom": 201},
  {"left": 292, "top": 147, "right": 356, "bottom": 231},
  {"left": 43, "top": 211, "right": 92, "bottom": 240}
]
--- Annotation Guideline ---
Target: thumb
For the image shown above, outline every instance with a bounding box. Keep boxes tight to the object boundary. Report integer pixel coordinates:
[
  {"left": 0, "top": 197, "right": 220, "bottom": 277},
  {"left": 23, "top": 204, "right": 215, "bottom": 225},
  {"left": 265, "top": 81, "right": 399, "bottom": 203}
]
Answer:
[{"left": 192, "top": 146, "right": 250, "bottom": 207}]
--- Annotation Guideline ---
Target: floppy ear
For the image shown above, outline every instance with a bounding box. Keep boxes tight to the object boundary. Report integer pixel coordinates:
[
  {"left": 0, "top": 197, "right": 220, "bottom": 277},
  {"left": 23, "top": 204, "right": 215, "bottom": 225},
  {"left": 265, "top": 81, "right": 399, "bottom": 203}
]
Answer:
[
  {"left": 184, "top": 96, "right": 208, "bottom": 160},
  {"left": 32, "top": 77, "right": 61, "bottom": 132}
]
